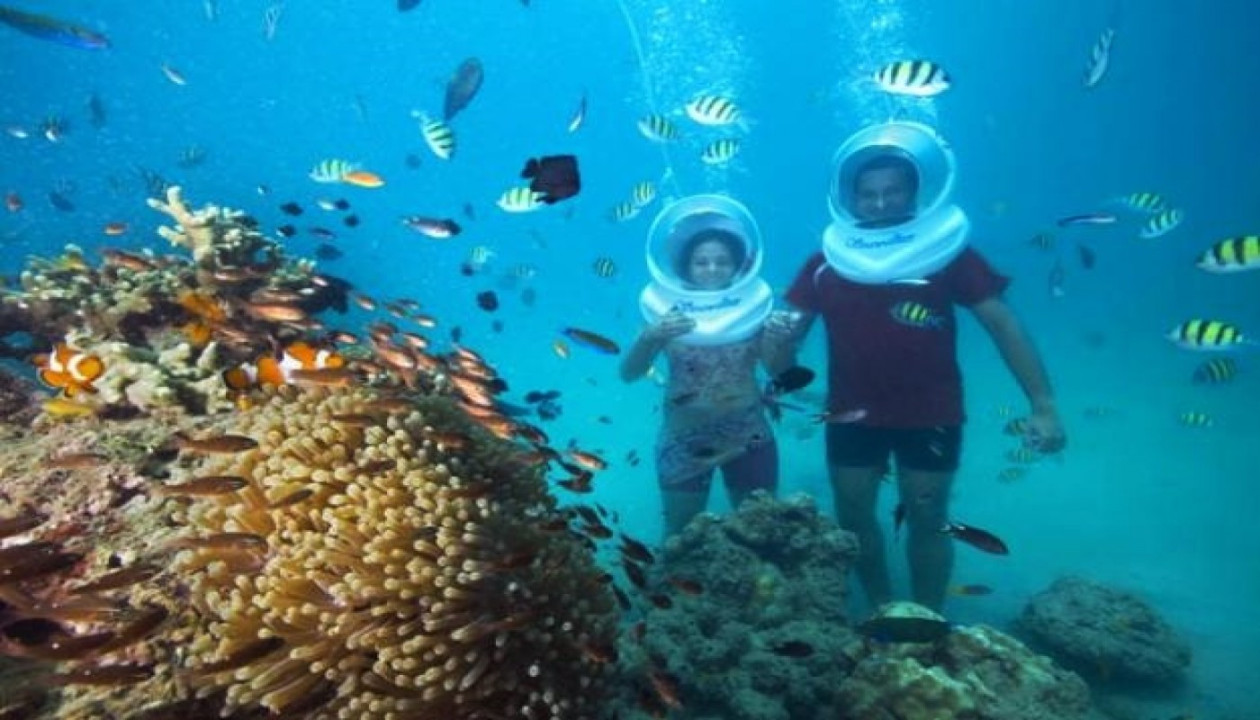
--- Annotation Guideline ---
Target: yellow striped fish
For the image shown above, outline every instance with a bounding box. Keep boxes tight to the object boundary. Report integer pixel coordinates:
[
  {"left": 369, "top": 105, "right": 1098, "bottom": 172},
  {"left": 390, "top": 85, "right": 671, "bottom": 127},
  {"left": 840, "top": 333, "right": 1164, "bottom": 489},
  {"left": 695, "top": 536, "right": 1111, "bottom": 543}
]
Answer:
[
  {"left": 496, "top": 186, "right": 544, "bottom": 213},
  {"left": 309, "top": 159, "right": 358, "bottom": 183},
  {"left": 1197, "top": 235, "right": 1260, "bottom": 273},
  {"left": 874, "top": 59, "right": 951, "bottom": 97},
  {"left": 630, "top": 181, "right": 657, "bottom": 209},
  {"left": 1178, "top": 411, "right": 1213, "bottom": 428},
  {"left": 1115, "top": 191, "right": 1167, "bottom": 214},
  {"left": 1083, "top": 27, "right": 1116, "bottom": 88},
  {"left": 700, "top": 138, "right": 740, "bottom": 165},
  {"left": 591, "top": 257, "right": 617, "bottom": 278},
  {"left": 1166, "top": 319, "right": 1250, "bottom": 351},
  {"left": 413, "top": 111, "right": 455, "bottom": 160},
  {"left": 1192, "top": 358, "right": 1237, "bottom": 384},
  {"left": 1138, "top": 208, "right": 1183, "bottom": 239},
  {"left": 609, "top": 201, "right": 640, "bottom": 223},
  {"left": 889, "top": 300, "right": 942, "bottom": 329},
  {"left": 684, "top": 95, "right": 740, "bottom": 126},
  {"left": 636, "top": 114, "right": 680, "bottom": 142}
]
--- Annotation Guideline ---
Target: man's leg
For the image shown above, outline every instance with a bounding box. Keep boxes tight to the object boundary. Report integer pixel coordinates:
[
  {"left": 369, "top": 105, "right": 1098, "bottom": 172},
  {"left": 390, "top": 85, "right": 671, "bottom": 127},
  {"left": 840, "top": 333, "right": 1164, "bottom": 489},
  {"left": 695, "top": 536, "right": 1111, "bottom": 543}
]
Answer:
[
  {"left": 897, "top": 467, "right": 955, "bottom": 611},
  {"left": 831, "top": 464, "right": 893, "bottom": 607}
]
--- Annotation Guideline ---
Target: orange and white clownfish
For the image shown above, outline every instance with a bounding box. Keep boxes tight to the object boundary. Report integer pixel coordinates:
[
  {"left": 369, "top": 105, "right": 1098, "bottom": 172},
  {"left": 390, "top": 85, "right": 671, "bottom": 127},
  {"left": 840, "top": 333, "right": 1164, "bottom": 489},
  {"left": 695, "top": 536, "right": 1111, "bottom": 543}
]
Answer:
[
  {"left": 33, "top": 342, "right": 106, "bottom": 397},
  {"left": 222, "top": 341, "right": 345, "bottom": 390}
]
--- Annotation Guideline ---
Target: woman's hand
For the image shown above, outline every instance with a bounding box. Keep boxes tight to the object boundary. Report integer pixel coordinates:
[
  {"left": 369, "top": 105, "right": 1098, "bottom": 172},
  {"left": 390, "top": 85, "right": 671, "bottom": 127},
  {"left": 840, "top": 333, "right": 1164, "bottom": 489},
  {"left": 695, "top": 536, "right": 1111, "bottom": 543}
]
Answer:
[{"left": 645, "top": 311, "right": 696, "bottom": 343}]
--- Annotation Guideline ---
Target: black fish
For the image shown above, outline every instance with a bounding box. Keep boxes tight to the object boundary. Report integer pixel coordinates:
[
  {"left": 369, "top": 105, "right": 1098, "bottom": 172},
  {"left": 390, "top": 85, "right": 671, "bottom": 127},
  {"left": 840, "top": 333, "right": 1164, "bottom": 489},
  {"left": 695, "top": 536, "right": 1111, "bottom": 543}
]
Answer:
[
  {"left": 87, "top": 93, "right": 106, "bottom": 128},
  {"left": 770, "top": 640, "right": 814, "bottom": 658},
  {"left": 1076, "top": 243, "right": 1096, "bottom": 270},
  {"left": 476, "top": 291, "right": 499, "bottom": 312},
  {"left": 495, "top": 400, "right": 533, "bottom": 418},
  {"left": 343, "top": 214, "right": 360, "bottom": 228},
  {"left": 397, "top": 0, "right": 421, "bottom": 10},
  {"left": 314, "top": 243, "right": 343, "bottom": 260},
  {"left": 521, "top": 154, "right": 581, "bottom": 204},
  {"left": 524, "top": 390, "right": 561, "bottom": 404},
  {"left": 858, "top": 616, "right": 953, "bottom": 644},
  {"left": 276, "top": 224, "right": 297, "bottom": 238},
  {"left": 47, "top": 190, "right": 75, "bottom": 212},
  {"left": 768, "top": 366, "right": 814, "bottom": 395},
  {"left": 443, "top": 57, "right": 484, "bottom": 122},
  {"left": 279, "top": 201, "right": 303, "bottom": 216}
]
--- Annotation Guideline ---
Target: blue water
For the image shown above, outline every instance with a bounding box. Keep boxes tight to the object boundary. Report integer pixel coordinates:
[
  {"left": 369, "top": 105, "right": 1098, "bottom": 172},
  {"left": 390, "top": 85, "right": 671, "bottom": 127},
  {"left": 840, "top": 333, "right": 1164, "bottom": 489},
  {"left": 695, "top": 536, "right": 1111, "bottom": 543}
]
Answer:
[{"left": 2, "top": 1, "right": 1257, "bottom": 717}]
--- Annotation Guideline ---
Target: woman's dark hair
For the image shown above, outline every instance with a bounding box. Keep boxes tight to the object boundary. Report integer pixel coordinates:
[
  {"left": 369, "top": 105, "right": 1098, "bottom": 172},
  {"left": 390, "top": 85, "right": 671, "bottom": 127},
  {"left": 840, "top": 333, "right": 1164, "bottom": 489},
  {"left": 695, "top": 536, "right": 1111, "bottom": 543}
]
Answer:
[
  {"left": 852, "top": 153, "right": 920, "bottom": 198},
  {"left": 674, "top": 228, "right": 746, "bottom": 282}
]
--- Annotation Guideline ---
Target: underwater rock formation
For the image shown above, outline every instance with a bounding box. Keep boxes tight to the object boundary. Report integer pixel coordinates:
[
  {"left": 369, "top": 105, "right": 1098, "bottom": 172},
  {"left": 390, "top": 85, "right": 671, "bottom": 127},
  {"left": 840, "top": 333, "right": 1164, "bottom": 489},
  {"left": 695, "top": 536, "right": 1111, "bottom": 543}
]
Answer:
[
  {"left": 618, "top": 492, "right": 860, "bottom": 719},
  {"left": 612, "top": 494, "right": 1100, "bottom": 720},
  {"left": 837, "top": 602, "right": 1093, "bottom": 720},
  {"left": 1017, "top": 576, "right": 1192, "bottom": 685},
  {"left": 0, "top": 368, "right": 38, "bottom": 425}
]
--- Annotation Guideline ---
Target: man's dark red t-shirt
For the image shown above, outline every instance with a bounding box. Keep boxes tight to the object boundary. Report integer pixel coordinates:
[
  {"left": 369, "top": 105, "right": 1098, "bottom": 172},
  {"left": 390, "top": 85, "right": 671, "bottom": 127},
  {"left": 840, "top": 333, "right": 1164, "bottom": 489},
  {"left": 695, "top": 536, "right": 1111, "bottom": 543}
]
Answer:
[{"left": 784, "top": 248, "right": 1010, "bottom": 428}]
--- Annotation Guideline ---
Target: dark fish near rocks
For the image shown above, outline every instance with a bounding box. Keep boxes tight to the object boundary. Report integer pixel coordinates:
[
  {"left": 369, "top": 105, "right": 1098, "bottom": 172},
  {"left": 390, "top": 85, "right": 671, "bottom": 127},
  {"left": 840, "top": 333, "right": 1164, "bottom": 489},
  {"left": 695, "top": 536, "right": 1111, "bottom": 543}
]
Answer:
[
  {"left": 858, "top": 615, "right": 953, "bottom": 643},
  {"left": 444, "top": 57, "right": 484, "bottom": 122},
  {"left": 941, "top": 521, "right": 1009, "bottom": 555}
]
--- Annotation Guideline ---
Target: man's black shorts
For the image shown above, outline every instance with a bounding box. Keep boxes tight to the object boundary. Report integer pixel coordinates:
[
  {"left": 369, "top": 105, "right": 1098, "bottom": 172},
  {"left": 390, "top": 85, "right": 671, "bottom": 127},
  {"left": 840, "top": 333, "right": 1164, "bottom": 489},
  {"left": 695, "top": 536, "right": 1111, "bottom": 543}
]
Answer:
[{"left": 825, "top": 423, "right": 962, "bottom": 473}]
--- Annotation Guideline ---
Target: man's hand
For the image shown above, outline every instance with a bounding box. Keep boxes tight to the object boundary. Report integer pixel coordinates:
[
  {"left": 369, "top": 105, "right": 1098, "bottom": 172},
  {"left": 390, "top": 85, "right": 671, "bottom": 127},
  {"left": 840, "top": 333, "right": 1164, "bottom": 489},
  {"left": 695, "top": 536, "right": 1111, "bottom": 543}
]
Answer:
[{"left": 1023, "top": 406, "right": 1066, "bottom": 454}]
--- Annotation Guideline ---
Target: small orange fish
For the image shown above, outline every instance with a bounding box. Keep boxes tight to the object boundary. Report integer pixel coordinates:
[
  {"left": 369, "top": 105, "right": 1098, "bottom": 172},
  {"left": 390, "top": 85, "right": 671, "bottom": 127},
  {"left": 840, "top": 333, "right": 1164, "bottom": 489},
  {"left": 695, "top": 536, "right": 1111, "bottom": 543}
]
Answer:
[
  {"left": 100, "top": 249, "right": 157, "bottom": 272},
  {"left": 47, "top": 452, "right": 107, "bottom": 470},
  {"left": 154, "top": 476, "right": 249, "bottom": 497},
  {"left": 41, "top": 397, "right": 97, "bottom": 418},
  {"left": 568, "top": 449, "right": 607, "bottom": 472},
  {"left": 33, "top": 342, "right": 106, "bottom": 398},
  {"left": 172, "top": 433, "right": 259, "bottom": 454},
  {"left": 341, "top": 169, "right": 385, "bottom": 188},
  {"left": 950, "top": 583, "right": 994, "bottom": 596},
  {"left": 241, "top": 301, "right": 308, "bottom": 323},
  {"left": 102, "top": 221, "right": 128, "bottom": 236}
]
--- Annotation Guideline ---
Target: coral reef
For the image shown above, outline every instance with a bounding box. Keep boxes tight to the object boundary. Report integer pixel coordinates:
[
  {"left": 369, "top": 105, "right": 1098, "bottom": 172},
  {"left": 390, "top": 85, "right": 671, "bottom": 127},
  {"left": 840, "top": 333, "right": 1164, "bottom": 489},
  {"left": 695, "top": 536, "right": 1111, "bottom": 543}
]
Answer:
[
  {"left": 837, "top": 602, "right": 1094, "bottom": 720},
  {"left": 0, "top": 367, "right": 38, "bottom": 425},
  {"left": 617, "top": 492, "right": 860, "bottom": 719},
  {"left": 610, "top": 494, "right": 1100, "bottom": 720},
  {"left": 0, "top": 384, "right": 619, "bottom": 719},
  {"left": 147, "top": 185, "right": 281, "bottom": 272},
  {"left": 1, "top": 187, "right": 350, "bottom": 419},
  {"left": 1017, "top": 576, "right": 1192, "bottom": 685},
  {"left": 165, "top": 387, "right": 619, "bottom": 718}
]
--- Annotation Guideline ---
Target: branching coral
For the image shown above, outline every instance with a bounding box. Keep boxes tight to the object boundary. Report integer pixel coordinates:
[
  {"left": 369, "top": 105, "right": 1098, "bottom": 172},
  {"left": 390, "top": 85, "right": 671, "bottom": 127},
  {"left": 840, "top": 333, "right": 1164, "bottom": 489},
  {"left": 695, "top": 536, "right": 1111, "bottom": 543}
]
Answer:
[{"left": 147, "top": 186, "right": 280, "bottom": 272}]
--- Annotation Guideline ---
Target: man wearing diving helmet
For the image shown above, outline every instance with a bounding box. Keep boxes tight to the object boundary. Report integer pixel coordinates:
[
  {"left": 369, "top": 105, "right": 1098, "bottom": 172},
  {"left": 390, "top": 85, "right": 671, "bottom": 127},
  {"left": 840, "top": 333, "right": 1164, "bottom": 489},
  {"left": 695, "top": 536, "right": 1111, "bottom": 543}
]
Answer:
[{"left": 770, "top": 122, "right": 1067, "bottom": 611}]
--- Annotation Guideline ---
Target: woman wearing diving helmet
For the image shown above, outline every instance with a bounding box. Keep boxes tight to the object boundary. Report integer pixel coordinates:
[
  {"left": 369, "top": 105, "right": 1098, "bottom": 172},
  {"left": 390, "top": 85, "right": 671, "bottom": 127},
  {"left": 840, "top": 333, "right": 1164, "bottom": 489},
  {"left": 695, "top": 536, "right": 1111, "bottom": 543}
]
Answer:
[{"left": 621, "top": 195, "right": 797, "bottom": 539}]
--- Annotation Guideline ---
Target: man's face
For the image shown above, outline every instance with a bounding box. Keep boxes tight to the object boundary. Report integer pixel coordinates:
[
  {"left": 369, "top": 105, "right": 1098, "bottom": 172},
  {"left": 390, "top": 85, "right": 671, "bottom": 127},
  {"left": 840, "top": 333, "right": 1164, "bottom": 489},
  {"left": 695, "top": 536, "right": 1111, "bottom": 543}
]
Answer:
[{"left": 853, "top": 167, "right": 915, "bottom": 224}]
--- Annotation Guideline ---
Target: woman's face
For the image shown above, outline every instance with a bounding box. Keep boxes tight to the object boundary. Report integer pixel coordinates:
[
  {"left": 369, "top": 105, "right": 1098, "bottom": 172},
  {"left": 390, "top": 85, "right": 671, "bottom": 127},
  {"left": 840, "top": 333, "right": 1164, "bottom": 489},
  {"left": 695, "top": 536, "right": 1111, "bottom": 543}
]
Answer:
[{"left": 687, "top": 239, "right": 737, "bottom": 289}]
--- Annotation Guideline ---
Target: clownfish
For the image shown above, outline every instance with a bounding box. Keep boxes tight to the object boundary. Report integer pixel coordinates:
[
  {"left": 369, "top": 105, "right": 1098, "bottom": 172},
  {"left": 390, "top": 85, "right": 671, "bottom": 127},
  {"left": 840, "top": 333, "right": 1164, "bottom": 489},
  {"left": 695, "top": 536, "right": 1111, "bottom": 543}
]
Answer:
[
  {"left": 34, "top": 342, "right": 105, "bottom": 397},
  {"left": 222, "top": 341, "right": 345, "bottom": 390}
]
